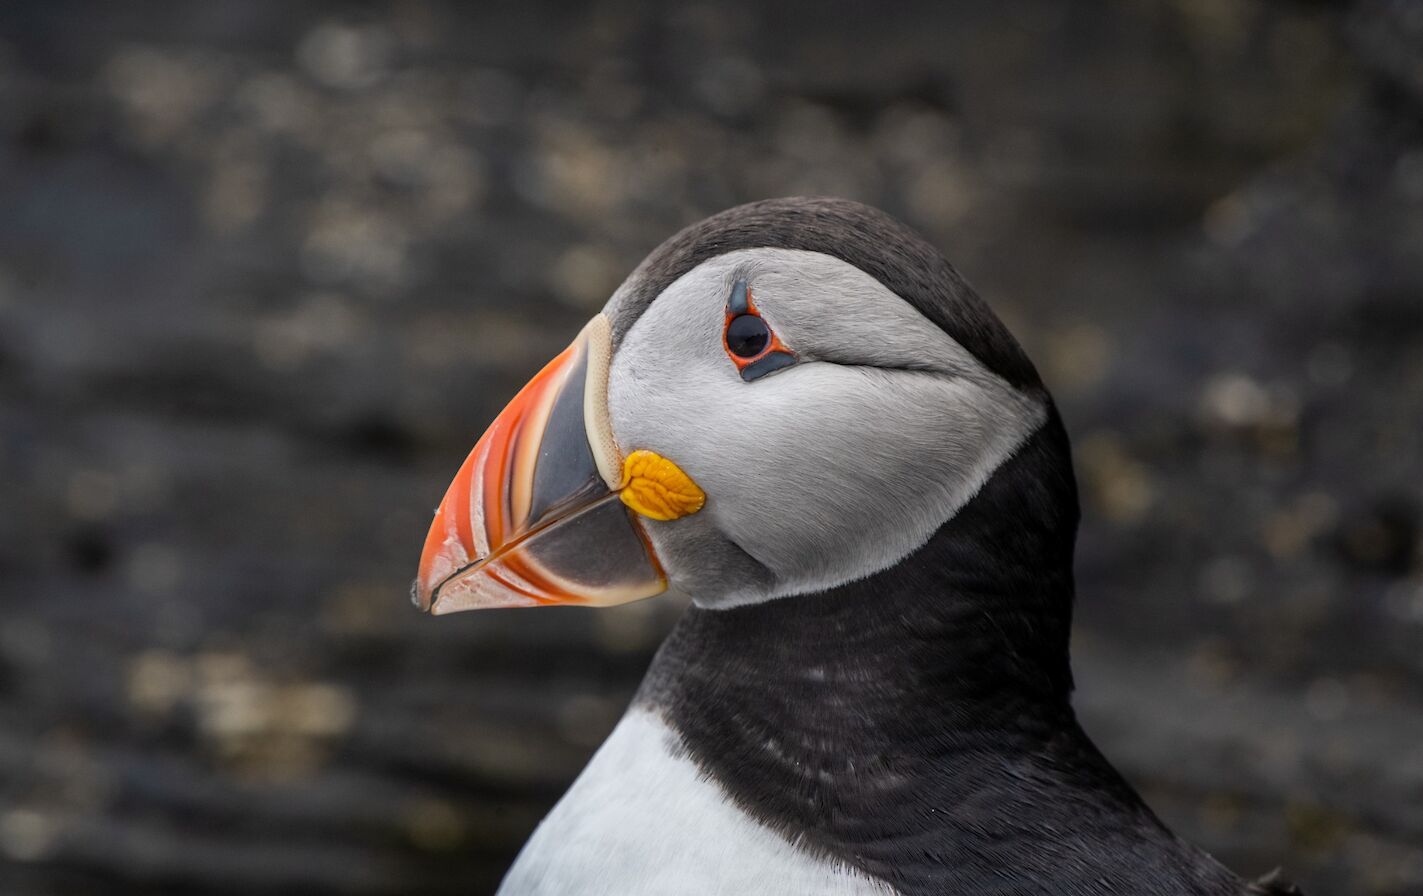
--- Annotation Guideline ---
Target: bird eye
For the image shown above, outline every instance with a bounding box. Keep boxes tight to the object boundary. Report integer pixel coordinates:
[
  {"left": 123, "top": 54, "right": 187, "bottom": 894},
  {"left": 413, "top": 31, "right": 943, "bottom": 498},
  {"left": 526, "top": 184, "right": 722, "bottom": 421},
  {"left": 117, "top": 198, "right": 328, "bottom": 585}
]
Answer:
[
  {"left": 725, "top": 313, "right": 770, "bottom": 358},
  {"left": 722, "top": 279, "right": 797, "bottom": 382}
]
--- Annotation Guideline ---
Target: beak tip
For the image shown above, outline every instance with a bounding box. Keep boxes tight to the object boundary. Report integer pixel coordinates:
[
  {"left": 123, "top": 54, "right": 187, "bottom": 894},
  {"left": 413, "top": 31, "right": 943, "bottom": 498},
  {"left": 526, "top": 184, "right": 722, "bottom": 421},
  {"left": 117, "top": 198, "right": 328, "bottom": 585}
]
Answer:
[{"left": 410, "top": 577, "right": 434, "bottom": 613}]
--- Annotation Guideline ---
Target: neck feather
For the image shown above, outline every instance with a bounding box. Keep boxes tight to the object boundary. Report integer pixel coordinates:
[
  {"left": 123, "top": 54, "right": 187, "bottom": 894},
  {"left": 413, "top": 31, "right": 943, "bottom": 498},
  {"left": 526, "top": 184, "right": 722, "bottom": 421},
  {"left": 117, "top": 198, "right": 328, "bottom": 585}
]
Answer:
[{"left": 635, "top": 408, "right": 1239, "bottom": 895}]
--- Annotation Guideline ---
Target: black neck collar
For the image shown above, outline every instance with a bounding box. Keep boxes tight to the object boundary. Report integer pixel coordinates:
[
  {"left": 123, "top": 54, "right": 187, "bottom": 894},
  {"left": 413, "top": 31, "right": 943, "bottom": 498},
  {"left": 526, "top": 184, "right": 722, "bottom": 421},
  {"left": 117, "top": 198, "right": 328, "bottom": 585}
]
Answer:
[{"left": 635, "top": 409, "right": 1238, "bottom": 895}]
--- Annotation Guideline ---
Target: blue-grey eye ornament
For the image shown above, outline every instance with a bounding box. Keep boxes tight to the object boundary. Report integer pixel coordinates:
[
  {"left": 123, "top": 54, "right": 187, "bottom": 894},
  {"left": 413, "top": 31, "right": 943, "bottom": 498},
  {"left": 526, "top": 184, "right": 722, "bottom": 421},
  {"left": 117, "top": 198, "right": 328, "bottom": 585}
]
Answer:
[{"left": 722, "top": 279, "right": 798, "bottom": 382}]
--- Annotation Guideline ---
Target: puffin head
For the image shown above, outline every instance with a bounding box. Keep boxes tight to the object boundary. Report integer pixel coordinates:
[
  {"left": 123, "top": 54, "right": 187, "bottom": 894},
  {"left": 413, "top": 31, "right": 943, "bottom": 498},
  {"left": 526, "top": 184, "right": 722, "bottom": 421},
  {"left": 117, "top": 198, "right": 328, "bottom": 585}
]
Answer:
[{"left": 414, "top": 198, "right": 1072, "bottom": 618}]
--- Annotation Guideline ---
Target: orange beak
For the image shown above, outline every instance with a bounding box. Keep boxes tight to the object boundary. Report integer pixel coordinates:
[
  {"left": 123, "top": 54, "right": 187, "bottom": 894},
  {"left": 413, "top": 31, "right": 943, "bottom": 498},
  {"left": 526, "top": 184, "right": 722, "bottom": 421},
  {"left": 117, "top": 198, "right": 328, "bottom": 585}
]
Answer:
[{"left": 413, "top": 316, "right": 668, "bottom": 614}]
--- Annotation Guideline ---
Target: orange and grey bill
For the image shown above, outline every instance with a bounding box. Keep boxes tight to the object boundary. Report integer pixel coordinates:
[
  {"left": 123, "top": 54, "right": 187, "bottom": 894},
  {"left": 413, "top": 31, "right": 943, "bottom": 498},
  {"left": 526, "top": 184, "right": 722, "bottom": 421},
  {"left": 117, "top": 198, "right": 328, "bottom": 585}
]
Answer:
[{"left": 413, "top": 315, "right": 668, "bottom": 614}]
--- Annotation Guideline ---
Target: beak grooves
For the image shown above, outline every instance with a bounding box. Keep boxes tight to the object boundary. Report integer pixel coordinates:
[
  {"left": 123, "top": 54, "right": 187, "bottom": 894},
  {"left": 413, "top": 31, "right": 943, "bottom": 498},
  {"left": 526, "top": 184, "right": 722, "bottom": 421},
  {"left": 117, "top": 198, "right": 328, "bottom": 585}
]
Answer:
[{"left": 415, "top": 315, "right": 669, "bottom": 614}]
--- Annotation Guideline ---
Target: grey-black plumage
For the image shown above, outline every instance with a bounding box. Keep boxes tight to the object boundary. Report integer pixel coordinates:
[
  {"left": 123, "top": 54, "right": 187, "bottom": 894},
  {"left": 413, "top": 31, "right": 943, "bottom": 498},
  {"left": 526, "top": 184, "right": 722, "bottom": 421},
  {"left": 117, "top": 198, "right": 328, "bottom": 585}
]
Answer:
[
  {"left": 638, "top": 413, "right": 1262, "bottom": 894},
  {"left": 625, "top": 199, "right": 1301, "bottom": 895}
]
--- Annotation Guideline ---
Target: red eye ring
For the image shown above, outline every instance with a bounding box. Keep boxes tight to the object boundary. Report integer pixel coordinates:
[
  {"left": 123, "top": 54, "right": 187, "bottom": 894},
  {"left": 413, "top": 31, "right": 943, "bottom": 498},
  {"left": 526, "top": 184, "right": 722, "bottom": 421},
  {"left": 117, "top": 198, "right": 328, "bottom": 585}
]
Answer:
[{"left": 722, "top": 280, "right": 797, "bottom": 382}]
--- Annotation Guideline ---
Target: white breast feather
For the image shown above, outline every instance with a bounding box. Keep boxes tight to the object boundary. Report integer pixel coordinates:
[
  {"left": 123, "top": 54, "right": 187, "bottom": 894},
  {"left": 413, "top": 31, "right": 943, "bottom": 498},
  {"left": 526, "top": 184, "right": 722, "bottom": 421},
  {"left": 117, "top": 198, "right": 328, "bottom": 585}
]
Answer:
[{"left": 497, "top": 709, "right": 898, "bottom": 896}]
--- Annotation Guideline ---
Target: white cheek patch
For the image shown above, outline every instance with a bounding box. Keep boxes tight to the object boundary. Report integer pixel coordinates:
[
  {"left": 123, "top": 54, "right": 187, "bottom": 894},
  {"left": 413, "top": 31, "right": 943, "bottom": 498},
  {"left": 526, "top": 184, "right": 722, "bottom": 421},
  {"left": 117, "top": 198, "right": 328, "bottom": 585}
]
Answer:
[{"left": 606, "top": 248, "right": 1046, "bottom": 607}]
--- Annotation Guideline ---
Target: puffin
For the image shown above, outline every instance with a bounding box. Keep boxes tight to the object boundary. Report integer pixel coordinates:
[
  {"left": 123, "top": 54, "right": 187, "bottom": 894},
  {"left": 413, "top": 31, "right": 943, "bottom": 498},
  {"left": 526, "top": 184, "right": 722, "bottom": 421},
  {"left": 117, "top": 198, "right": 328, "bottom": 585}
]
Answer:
[{"left": 412, "top": 198, "right": 1303, "bottom": 896}]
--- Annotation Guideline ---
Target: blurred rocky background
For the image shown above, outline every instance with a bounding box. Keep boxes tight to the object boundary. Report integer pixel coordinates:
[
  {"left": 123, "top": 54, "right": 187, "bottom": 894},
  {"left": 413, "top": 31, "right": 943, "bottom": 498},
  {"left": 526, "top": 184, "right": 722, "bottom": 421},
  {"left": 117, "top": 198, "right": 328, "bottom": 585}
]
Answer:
[{"left": 2, "top": 1, "right": 1421, "bottom": 893}]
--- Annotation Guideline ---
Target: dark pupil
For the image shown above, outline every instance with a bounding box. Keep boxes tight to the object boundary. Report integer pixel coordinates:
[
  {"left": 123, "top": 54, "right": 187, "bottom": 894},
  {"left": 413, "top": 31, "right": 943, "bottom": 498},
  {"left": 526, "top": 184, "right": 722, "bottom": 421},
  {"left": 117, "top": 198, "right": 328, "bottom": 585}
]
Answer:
[{"left": 726, "top": 314, "right": 770, "bottom": 358}]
